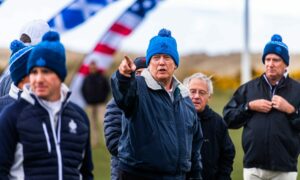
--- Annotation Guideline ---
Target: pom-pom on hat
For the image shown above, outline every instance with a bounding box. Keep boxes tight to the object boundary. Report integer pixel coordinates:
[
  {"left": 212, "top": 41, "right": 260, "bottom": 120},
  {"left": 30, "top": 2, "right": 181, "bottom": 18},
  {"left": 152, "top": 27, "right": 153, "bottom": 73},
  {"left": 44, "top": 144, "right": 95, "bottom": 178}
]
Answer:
[
  {"left": 134, "top": 57, "right": 147, "bottom": 70},
  {"left": 146, "top": 28, "right": 179, "bottom": 67},
  {"left": 262, "top": 34, "right": 289, "bottom": 66},
  {"left": 27, "top": 31, "right": 67, "bottom": 82},
  {"left": 9, "top": 40, "right": 33, "bottom": 85}
]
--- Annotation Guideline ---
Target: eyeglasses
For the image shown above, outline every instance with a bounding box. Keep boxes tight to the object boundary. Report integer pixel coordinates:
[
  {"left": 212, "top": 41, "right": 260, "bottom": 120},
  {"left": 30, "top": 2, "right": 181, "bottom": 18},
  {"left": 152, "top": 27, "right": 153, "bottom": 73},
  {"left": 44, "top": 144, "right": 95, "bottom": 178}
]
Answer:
[{"left": 189, "top": 89, "right": 209, "bottom": 97}]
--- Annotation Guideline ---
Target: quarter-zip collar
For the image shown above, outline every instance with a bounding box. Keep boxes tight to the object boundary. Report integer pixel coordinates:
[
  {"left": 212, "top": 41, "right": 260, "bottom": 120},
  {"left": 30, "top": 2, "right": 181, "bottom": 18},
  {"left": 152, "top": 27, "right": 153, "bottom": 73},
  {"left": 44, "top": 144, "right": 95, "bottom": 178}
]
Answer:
[
  {"left": 141, "top": 69, "right": 189, "bottom": 98},
  {"left": 263, "top": 73, "right": 287, "bottom": 97}
]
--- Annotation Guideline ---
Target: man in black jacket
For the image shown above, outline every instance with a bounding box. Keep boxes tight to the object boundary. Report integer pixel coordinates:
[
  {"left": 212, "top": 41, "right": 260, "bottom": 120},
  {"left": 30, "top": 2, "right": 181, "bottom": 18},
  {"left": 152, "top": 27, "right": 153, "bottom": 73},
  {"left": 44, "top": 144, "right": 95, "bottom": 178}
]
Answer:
[
  {"left": 223, "top": 34, "right": 300, "bottom": 180},
  {"left": 184, "top": 72, "right": 235, "bottom": 180},
  {"left": 81, "top": 60, "right": 110, "bottom": 146}
]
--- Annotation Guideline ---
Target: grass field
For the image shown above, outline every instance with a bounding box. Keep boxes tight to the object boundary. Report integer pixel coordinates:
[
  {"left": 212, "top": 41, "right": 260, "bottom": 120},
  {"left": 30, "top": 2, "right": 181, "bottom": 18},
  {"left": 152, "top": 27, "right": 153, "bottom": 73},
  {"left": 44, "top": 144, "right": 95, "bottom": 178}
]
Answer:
[{"left": 92, "top": 89, "right": 300, "bottom": 180}]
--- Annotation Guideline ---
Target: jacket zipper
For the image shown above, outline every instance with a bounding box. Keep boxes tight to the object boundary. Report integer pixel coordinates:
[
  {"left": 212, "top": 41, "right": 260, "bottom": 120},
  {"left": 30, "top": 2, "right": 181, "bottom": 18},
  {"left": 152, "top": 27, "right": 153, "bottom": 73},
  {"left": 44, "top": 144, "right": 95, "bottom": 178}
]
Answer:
[
  {"left": 42, "top": 123, "right": 51, "bottom": 153},
  {"left": 48, "top": 111, "right": 63, "bottom": 180}
]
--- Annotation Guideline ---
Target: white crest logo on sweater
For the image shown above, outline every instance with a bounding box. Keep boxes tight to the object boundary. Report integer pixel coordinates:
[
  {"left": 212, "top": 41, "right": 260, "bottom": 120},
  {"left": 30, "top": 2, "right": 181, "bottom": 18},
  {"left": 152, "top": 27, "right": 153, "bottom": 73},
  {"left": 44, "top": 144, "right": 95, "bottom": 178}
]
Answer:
[{"left": 69, "top": 119, "right": 77, "bottom": 134}]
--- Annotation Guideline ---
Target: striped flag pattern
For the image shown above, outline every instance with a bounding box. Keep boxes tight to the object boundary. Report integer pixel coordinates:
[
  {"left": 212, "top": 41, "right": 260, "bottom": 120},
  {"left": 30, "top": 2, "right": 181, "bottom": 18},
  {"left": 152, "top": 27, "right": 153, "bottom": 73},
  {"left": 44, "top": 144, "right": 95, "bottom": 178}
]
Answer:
[
  {"left": 48, "top": 0, "right": 117, "bottom": 33},
  {"left": 69, "top": 0, "right": 159, "bottom": 107}
]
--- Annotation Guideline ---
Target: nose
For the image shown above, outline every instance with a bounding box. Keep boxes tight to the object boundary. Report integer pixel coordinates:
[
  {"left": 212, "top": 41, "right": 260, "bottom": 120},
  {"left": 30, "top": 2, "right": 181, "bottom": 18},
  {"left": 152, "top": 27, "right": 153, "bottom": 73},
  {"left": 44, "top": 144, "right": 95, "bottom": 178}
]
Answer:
[
  {"left": 35, "top": 72, "right": 44, "bottom": 82},
  {"left": 158, "top": 56, "right": 166, "bottom": 64},
  {"left": 266, "top": 59, "right": 274, "bottom": 67},
  {"left": 192, "top": 92, "right": 200, "bottom": 99}
]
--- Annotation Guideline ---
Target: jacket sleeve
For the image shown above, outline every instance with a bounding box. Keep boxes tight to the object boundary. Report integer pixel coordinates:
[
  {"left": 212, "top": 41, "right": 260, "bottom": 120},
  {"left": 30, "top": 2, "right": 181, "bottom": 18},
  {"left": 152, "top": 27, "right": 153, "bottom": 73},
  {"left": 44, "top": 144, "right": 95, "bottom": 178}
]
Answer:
[
  {"left": 103, "top": 99, "right": 123, "bottom": 156},
  {"left": 223, "top": 85, "right": 252, "bottom": 129},
  {"left": 287, "top": 110, "right": 300, "bottom": 131},
  {"left": 0, "top": 106, "right": 18, "bottom": 179},
  {"left": 216, "top": 120, "right": 235, "bottom": 180},
  {"left": 186, "top": 114, "right": 203, "bottom": 180},
  {"left": 110, "top": 71, "right": 137, "bottom": 116}
]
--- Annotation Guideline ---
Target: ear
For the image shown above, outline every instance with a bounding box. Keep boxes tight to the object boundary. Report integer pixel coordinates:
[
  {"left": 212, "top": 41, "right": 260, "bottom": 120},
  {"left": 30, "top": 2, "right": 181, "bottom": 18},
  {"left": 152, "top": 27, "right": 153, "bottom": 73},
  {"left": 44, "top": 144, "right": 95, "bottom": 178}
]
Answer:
[{"left": 208, "top": 94, "right": 212, "bottom": 101}]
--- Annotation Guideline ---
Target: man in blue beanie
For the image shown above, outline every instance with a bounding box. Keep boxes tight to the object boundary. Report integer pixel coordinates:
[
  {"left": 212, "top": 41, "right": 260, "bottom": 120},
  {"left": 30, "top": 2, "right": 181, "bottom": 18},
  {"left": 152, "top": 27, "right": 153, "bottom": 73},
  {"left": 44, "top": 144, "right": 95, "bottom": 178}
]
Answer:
[
  {"left": 0, "top": 40, "right": 33, "bottom": 112},
  {"left": 111, "top": 28, "right": 203, "bottom": 179},
  {"left": 0, "top": 31, "right": 93, "bottom": 179},
  {"left": 223, "top": 34, "right": 300, "bottom": 180}
]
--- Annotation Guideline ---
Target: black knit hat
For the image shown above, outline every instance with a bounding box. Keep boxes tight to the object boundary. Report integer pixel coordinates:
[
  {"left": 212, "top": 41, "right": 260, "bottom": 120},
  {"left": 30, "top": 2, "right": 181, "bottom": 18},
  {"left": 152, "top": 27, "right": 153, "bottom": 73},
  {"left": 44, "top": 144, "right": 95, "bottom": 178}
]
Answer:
[{"left": 134, "top": 57, "right": 147, "bottom": 70}]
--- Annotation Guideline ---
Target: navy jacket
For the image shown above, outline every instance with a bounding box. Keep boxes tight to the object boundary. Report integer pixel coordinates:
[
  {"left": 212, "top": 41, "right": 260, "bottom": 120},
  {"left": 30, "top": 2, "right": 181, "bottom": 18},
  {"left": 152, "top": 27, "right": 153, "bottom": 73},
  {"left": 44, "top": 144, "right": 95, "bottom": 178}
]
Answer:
[
  {"left": 0, "top": 84, "right": 93, "bottom": 180},
  {"left": 223, "top": 75, "right": 300, "bottom": 171},
  {"left": 104, "top": 98, "right": 122, "bottom": 180},
  {"left": 198, "top": 106, "right": 235, "bottom": 180},
  {"left": 111, "top": 69, "right": 203, "bottom": 179}
]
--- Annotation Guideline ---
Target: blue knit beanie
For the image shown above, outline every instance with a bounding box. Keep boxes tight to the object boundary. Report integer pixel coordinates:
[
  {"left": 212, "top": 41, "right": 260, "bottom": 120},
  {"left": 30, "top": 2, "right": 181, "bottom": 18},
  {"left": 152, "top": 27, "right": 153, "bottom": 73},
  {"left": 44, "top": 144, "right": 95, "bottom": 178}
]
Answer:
[
  {"left": 27, "top": 31, "right": 67, "bottom": 82},
  {"left": 146, "top": 28, "right": 179, "bottom": 67},
  {"left": 262, "top": 34, "right": 289, "bottom": 66},
  {"left": 9, "top": 40, "right": 33, "bottom": 85}
]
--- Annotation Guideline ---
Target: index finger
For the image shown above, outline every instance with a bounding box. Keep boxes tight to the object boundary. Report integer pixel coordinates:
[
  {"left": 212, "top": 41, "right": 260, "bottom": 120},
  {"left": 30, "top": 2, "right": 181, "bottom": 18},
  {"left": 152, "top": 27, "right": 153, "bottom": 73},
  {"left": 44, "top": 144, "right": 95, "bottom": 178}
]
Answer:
[{"left": 124, "top": 55, "right": 133, "bottom": 65}]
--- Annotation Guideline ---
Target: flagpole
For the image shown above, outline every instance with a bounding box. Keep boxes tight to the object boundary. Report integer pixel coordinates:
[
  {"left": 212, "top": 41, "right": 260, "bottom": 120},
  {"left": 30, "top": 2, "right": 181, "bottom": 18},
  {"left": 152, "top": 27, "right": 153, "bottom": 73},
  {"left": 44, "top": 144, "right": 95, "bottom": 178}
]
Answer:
[{"left": 241, "top": 0, "right": 251, "bottom": 84}]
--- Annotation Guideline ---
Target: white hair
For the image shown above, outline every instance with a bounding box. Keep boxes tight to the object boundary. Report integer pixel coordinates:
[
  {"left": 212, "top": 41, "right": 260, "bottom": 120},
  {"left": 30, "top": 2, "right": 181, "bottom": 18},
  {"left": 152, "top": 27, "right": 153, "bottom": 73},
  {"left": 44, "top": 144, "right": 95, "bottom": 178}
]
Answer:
[{"left": 183, "top": 72, "right": 214, "bottom": 95}]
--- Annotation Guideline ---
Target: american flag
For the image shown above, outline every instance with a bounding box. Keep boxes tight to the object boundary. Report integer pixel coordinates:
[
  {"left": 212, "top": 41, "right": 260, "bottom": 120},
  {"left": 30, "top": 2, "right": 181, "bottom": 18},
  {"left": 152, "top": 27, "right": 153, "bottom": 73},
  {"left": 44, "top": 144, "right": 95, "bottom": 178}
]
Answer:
[
  {"left": 69, "top": 0, "right": 159, "bottom": 107},
  {"left": 48, "top": 0, "right": 117, "bottom": 33}
]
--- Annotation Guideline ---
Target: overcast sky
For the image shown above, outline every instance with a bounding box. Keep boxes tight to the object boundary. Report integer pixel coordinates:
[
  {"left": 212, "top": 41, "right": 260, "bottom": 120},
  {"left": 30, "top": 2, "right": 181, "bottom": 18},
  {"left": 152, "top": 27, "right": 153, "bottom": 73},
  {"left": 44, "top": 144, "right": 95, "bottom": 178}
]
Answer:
[{"left": 0, "top": 0, "right": 300, "bottom": 55}]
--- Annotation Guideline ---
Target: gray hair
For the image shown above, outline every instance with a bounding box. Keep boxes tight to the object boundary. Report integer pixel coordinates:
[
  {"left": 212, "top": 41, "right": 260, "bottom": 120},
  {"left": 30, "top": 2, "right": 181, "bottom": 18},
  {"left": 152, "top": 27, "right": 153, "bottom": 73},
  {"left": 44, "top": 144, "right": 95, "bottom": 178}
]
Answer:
[{"left": 183, "top": 72, "right": 214, "bottom": 95}]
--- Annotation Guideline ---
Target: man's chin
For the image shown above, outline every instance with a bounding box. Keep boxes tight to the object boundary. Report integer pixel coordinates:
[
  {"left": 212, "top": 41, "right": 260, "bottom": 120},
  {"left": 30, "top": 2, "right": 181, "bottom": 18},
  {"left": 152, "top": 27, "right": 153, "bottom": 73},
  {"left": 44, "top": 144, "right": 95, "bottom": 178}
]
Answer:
[{"left": 194, "top": 105, "right": 202, "bottom": 112}]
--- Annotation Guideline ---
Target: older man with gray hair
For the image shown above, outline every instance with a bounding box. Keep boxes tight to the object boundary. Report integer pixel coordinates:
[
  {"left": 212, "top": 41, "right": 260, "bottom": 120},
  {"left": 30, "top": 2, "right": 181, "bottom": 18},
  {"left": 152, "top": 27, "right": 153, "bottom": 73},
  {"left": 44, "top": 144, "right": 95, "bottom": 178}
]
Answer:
[{"left": 184, "top": 72, "right": 235, "bottom": 180}]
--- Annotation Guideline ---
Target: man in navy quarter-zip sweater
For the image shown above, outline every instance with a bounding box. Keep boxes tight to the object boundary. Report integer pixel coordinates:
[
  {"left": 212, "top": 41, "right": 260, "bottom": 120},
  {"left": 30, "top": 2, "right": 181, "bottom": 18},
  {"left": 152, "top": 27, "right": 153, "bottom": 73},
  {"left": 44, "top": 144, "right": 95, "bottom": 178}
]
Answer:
[
  {"left": 0, "top": 31, "right": 93, "bottom": 180},
  {"left": 223, "top": 34, "right": 300, "bottom": 180}
]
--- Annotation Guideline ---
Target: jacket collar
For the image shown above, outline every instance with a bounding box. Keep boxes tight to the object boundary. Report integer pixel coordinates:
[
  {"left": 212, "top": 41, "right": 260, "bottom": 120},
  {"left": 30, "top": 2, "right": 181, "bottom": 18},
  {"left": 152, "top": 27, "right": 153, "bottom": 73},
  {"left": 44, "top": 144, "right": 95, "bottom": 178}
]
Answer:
[
  {"left": 8, "top": 83, "right": 21, "bottom": 100},
  {"left": 141, "top": 69, "right": 189, "bottom": 98},
  {"left": 197, "top": 105, "right": 212, "bottom": 121},
  {"left": 262, "top": 73, "right": 288, "bottom": 89},
  {"left": 21, "top": 83, "right": 71, "bottom": 105}
]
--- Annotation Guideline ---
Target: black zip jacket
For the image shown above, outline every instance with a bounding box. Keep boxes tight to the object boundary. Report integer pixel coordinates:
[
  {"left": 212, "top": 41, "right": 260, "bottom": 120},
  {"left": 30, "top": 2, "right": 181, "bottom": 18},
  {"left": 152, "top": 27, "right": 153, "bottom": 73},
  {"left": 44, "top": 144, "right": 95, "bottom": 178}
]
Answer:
[
  {"left": 223, "top": 75, "right": 300, "bottom": 171},
  {"left": 199, "top": 106, "right": 235, "bottom": 180}
]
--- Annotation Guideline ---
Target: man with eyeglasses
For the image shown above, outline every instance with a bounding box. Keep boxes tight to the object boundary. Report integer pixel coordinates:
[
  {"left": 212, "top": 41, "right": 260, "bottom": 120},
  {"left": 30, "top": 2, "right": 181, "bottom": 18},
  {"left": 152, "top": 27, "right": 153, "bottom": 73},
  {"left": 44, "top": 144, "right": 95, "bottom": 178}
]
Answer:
[
  {"left": 184, "top": 72, "right": 235, "bottom": 180},
  {"left": 111, "top": 28, "right": 203, "bottom": 179}
]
